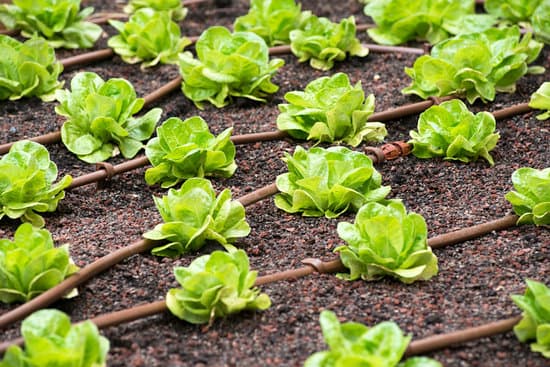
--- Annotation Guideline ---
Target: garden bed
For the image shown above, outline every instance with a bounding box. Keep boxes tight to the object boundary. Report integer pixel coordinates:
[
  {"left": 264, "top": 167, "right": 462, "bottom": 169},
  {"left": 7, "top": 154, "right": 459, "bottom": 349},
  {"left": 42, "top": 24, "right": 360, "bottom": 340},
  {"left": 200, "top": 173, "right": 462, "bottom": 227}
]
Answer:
[{"left": 0, "top": 0, "right": 549, "bottom": 366}]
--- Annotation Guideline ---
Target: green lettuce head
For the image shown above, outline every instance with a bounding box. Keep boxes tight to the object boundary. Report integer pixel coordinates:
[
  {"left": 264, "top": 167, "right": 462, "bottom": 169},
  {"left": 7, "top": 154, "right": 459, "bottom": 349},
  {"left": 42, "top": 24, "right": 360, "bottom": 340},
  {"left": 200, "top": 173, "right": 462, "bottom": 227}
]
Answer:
[
  {"left": 505, "top": 167, "right": 550, "bottom": 226},
  {"left": 408, "top": 99, "right": 500, "bottom": 165},
  {"left": 511, "top": 279, "right": 550, "bottom": 358},
  {"left": 402, "top": 26, "right": 544, "bottom": 103},
  {"left": 56, "top": 72, "right": 162, "bottom": 163},
  {"left": 0, "top": 141, "right": 72, "bottom": 228},
  {"left": 179, "top": 26, "right": 284, "bottom": 109},
  {"left": 275, "top": 146, "right": 391, "bottom": 218},
  {"left": 529, "top": 82, "right": 550, "bottom": 120},
  {"left": 363, "top": 0, "right": 495, "bottom": 45},
  {"left": 123, "top": 0, "right": 188, "bottom": 21},
  {"left": 335, "top": 200, "right": 438, "bottom": 284},
  {"left": 277, "top": 73, "right": 386, "bottom": 146},
  {"left": 289, "top": 15, "right": 368, "bottom": 70},
  {"left": 233, "top": 0, "right": 310, "bottom": 46},
  {"left": 0, "top": 35, "right": 63, "bottom": 102},
  {"left": 145, "top": 116, "right": 236, "bottom": 188},
  {"left": 166, "top": 246, "right": 271, "bottom": 325},
  {"left": 0, "top": 0, "right": 102, "bottom": 49},
  {"left": 143, "top": 178, "right": 250, "bottom": 257},
  {"left": 305, "top": 310, "right": 443, "bottom": 367},
  {"left": 108, "top": 8, "right": 191, "bottom": 68},
  {"left": 0, "top": 309, "right": 109, "bottom": 367},
  {"left": 0, "top": 223, "right": 79, "bottom": 303}
]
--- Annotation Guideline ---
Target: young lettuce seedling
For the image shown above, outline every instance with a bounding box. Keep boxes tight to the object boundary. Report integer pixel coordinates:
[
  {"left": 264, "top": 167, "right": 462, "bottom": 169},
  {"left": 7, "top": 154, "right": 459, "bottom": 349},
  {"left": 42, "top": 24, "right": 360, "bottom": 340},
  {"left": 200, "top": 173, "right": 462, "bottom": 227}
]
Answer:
[
  {"left": 143, "top": 178, "right": 250, "bottom": 257},
  {"left": 123, "top": 0, "right": 188, "bottom": 21},
  {"left": 529, "top": 82, "right": 550, "bottom": 120},
  {"left": 166, "top": 245, "right": 270, "bottom": 324},
  {"left": 511, "top": 279, "right": 550, "bottom": 358},
  {"left": 289, "top": 15, "right": 368, "bottom": 71},
  {"left": 304, "top": 310, "right": 442, "bottom": 366},
  {"left": 179, "top": 26, "right": 284, "bottom": 109},
  {"left": 56, "top": 71, "right": 162, "bottom": 163},
  {"left": 0, "top": 223, "right": 79, "bottom": 304},
  {"left": 505, "top": 167, "right": 550, "bottom": 226},
  {"left": 402, "top": 26, "right": 544, "bottom": 103},
  {"left": 335, "top": 200, "right": 438, "bottom": 284},
  {"left": 0, "top": 0, "right": 102, "bottom": 49},
  {"left": 108, "top": 8, "right": 191, "bottom": 68},
  {"left": 0, "top": 141, "right": 72, "bottom": 227},
  {"left": 0, "top": 309, "right": 109, "bottom": 367},
  {"left": 145, "top": 116, "right": 236, "bottom": 188},
  {"left": 277, "top": 73, "right": 386, "bottom": 146},
  {"left": 0, "top": 35, "right": 63, "bottom": 102},
  {"left": 275, "top": 146, "right": 391, "bottom": 218},
  {"left": 233, "top": 0, "right": 310, "bottom": 46}
]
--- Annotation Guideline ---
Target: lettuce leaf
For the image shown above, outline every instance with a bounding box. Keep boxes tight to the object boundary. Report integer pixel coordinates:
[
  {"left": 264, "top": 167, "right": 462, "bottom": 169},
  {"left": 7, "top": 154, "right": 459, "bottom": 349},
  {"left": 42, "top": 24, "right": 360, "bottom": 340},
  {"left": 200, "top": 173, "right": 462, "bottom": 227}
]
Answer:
[
  {"left": 289, "top": 15, "right": 368, "bottom": 70},
  {"left": 123, "top": 0, "right": 187, "bottom": 21},
  {"left": 335, "top": 200, "right": 438, "bottom": 284},
  {"left": 166, "top": 245, "right": 271, "bottom": 324},
  {"left": 364, "top": 0, "right": 495, "bottom": 45},
  {"left": 179, "top": 26, "right": 284, "bottom": 109},
  {"left": 56, "top": 71, "right": 162, "bottom": 163},
  {"left": 529, "top": 82, "right": 550, "bottom": 120},
  {"left": 408, "top": 99, "right": 500, "bottom": 165},
  {"left": 277, "top": 73, "right": 386, "bottom": 146},
  {"left": 0, "top": 223, "right": 79, "bottom": 303},
  {"left": 143, "top": 178, "right": 250, "bottom": 257},
  {"left": 505, "top": 167, "right": 550, "bottom": 226},
  {"left": 402, "top": 26, "right": 544, "bottom": 103},
  {"left": 108, "top": 8, "right": 191, "bottom": 68},
  {"left": 511, "top": 279, "right": 550, "bottom": 358},
  {"left": 233, "top": 0, "right": 310, "bottom": 46},
  {"left": 0, "top": 0, "right": 102, "bottom": 49},
  {"left": 0, "top": 35, "right": 63, "bottom": 102},
  {"left": 275, "top": 146, "right": 391, "bottom": 218},
  {"left": 145, "top": 116, "right": 236, "bottom": 188},
  {"left": 0, "top": 309, "right": 109, "bottom": 367},
  {"left": 485, "top": 0, "right": 550, "bottom": 44},
  {"left": 0, "top": 141, "right": 72, "bottom": 228},
  {"left": 305, "top": 310, "right": 442, "bottom": 366}
]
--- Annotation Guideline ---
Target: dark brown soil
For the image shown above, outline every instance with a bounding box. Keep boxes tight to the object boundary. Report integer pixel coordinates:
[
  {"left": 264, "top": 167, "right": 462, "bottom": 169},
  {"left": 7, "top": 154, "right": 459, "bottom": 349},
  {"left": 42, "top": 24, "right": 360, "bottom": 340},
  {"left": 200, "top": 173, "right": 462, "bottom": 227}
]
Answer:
[{"left": 1, "top": 1, "right": 549, "bottom": 366}]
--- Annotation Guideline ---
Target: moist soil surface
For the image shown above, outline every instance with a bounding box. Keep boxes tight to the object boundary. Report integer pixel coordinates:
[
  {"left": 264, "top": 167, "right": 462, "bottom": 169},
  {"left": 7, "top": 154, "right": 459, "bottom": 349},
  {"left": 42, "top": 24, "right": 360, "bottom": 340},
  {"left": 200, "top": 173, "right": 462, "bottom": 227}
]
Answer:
[{"left": 0, "top": 1, "right": 549, "bottom": 366}]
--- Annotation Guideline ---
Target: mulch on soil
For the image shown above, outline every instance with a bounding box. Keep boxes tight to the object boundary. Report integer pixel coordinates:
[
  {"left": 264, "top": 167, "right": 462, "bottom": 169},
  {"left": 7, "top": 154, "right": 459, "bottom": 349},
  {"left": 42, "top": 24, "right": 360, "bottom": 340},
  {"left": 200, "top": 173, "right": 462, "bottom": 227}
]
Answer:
[{"left": 0, "top": 1, "right": 549, "bottom": 366}]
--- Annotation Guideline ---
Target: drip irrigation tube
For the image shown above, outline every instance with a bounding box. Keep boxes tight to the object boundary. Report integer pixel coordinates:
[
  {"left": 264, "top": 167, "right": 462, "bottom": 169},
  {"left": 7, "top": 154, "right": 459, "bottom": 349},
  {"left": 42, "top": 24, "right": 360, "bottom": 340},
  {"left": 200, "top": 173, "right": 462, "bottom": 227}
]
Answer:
[{"left": 0, "top": 209, "right": 520, "bottom": 334}]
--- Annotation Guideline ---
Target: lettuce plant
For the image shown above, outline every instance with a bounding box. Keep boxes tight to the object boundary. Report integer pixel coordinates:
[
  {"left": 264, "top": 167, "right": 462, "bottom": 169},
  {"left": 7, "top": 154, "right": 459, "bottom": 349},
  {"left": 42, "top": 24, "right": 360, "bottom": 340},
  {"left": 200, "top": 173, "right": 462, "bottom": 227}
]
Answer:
[
  {"left": 0, "top": 35, "right": 63, "bottom": 102},
  {"left": 335, "top": 200, "right": 438, "bottom": 284},
  {"left": 529, "top": 82, "right": 550, "bottom": 120},
  {"left": 56, "top": 72, "right": 162, "bottom": 163},
  {"left": 0, "top": 141, "right": 72, "bottom": 228},
  {"left": 166, "top": 246, "right": 271, "bottom": 324},
  {"left": 233, "top": 0, "right": 310, "bottom": 46},
  {"left": 402, "top": 27, "right": 544, "bottom": 103},
  {"left": 289, "top": 15, "right": 368, "bottom": 71},
  {"left": 408, "top": 99, "right": 500, "bottom": 165},
  {"left": 0, "top": 309, "right": 109, "bottom": 367},
  {"left": 363, "top": 0, "right": 495, "bottom": 45},
  {"left": 179, "top": 26, "right": 284, "bottom": 109},
  {"left": 0, "top": 223, "right": 78, "bottom": 303},
  {"left": 108, "top": 8, "right": 191, "bottom": 68},
  {"left": 511, "top": 279, "right": 550, "bottom": 358},
  {"left": 0, "top": 0, "right": 102, "bottom": 49},
  {"left": 277, "top": 73, "right": 386, "bottom": 146},
  {"left": 143, "top": 178, "right": 250, "bottom": 257},
  {"left": 145, "top": 116, "right": 236, "bottom": 188},
  {"left": 275, "top": 146, "right": 391, "bottom": 218},
  {"left": 505, "top": 167, "right": 550, "bottom": 226},
  {"left": 123, "top": 0, "right": 188, "bottom": 21},
  {"left": 485, "top": 0, "right": 550, "bottom": 43},
  {"left": 305, "top": 310, "right": 442, "bottom": 367}
]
